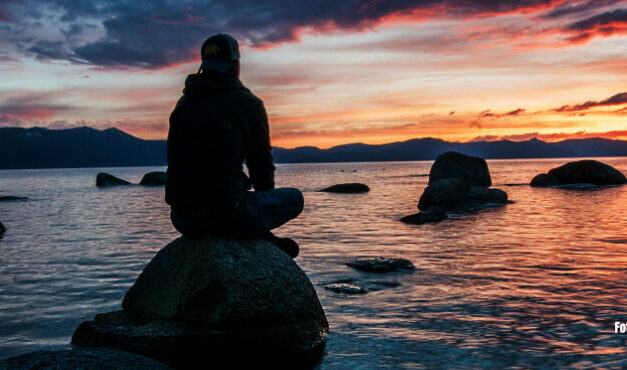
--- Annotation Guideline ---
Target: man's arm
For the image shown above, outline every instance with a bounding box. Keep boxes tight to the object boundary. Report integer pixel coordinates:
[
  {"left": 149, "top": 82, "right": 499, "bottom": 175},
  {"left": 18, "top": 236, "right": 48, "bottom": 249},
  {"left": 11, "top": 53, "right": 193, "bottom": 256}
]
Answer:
[{"left": 246, "top": 99, "right": 275, "bottom": 191}]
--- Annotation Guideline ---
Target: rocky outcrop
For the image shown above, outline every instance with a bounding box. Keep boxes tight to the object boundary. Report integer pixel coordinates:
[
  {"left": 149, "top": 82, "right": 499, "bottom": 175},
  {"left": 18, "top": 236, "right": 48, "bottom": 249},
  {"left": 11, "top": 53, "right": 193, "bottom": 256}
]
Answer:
[
  {"left": 139, "top": 171, "right": 166, "bottom": 186},
  {"left": 429, "top": 151, "right": 492, "bottom": 186},
  {"left": 0, "top": 196, "right": 28, "bottom": 201},
  {"left": 418, "top": 178, "right": 508, "bottom": 212},
  {"left": 96, "top": 173, "right": 132, "bottom": 187},
  {"left": 347, "top": 257, "right": 415, "bottom": 273},
  {"left": 0, "top": 222, "right": 5, "bottom": 235},
  {"left": 402, "top": 152, "right": 508, "bottom": 223},
  {"left": 530, "top": 173, "right": 559, "bottom": 187},
  {"left": 72, "top": 236, "right": 328, "bottom": 368},
  {"left": 531, "top": 160, "right": 626, "bottom": 187},
  {"left": 400, "top": 206, "right": 447, "bottom": 225},
  {"left": 0, "top": 349, "right": 170, "bottom": 369},
  {"left": 319, "top": 183, "right": 370, "bottom": 193}
]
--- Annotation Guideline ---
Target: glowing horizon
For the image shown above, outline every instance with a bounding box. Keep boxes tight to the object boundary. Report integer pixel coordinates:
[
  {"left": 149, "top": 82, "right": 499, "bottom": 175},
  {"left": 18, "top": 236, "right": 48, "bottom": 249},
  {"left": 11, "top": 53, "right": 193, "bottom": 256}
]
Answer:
[{"left": 0, "top": 1, "right": 625, "bottom": 149}]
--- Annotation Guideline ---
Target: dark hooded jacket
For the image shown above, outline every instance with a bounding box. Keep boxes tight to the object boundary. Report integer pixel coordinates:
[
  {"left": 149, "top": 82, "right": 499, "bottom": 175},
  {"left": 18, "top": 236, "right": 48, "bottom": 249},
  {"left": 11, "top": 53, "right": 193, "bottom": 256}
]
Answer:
[{"left": 165, "top": 72, "right": 275, "bottom": 212}]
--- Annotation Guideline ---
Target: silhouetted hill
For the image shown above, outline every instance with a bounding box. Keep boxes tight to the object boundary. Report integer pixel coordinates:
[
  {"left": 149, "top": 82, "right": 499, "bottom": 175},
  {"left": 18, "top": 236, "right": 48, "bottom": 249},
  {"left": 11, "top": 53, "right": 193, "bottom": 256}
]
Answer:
[
  {"left": 0, "top": 126, "right": 166, "bottom": 169},
  {"left": 0, "top": 126, "right": 625, "bottom": 169},
  {"left": 273, "top": 137, "right": 627, "bottom": 163}
]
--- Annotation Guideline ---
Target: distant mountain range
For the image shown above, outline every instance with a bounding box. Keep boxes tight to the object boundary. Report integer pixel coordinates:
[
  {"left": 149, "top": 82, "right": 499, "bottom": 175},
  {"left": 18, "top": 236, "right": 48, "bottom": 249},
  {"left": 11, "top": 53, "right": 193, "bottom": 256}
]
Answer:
[{"left": 0, "top": 126, "right": 626, "bottom": 169}]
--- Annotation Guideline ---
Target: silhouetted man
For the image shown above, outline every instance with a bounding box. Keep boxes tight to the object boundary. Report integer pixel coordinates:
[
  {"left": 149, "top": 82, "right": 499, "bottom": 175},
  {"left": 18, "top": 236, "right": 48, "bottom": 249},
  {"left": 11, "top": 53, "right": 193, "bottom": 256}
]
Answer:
[{"left": 166, "top": 34, "right": 302, "bottom": 257}]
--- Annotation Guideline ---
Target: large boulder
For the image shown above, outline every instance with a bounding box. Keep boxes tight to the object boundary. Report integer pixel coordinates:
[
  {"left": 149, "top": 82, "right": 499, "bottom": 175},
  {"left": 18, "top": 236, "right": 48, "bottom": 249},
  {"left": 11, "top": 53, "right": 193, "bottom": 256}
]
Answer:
[
  {"left": 139, "top": 171, "right": 166, "bottom": 186},
  {"left": 0, "top": 349, "right": 170, "bottom": 369},
  {"left": 429, "top": 151, "right": 492, "bottom": 186},
  {"left": 319, "top": 183, "right": 370, "bottom": 193},
  {"left": 96, "top": 173, "right": 132, "bottom": 187},
  {"left": 547, "top": 160, "right": 626, "bottom": 186},
  {"left": 418, "top": 178, "right": 507, "bottom": 212},
  {"left": 72, "top": 236, "right": 328, "bottom": 367}
]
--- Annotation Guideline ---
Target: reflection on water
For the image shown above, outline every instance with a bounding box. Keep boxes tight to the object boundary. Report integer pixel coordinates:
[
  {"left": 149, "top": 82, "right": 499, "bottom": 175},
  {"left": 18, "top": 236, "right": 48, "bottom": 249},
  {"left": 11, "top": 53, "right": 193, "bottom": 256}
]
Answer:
[{"left": 0, "top": 159, "right": 626, "bottom": 368}]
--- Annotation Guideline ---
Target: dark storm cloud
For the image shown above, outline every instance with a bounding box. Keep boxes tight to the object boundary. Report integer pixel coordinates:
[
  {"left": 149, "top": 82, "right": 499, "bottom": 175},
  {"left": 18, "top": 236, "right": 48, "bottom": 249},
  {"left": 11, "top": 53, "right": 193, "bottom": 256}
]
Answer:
[
  {"left": 0, "top": 0, "right": 609, "bottom": 69},
  {"left": 553, "top": 92, "right": 627, "bottom": 112},
  {"left": 566, "top": 7, "right": 627, "bottom": 30},
  {"left": 27, "top": 40, "right": 77, "bottom": 61},
  {"left": 541, "top": 0, "right": 620, "bottom": 18}
]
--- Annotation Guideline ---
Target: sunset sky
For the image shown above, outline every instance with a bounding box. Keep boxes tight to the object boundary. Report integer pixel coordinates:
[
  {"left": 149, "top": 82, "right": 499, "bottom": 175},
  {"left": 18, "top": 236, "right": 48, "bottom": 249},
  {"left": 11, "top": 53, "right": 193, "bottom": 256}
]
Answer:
[{"left": 0, "top": 0, "right": 625, "bottom": 148}]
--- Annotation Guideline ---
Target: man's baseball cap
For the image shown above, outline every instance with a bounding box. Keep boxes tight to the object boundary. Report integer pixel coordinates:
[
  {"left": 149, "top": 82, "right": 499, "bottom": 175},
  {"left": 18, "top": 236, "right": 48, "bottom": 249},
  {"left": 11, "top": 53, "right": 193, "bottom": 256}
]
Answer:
[{"left": 200, "top": 34, "right": 240, "bottom": 73}]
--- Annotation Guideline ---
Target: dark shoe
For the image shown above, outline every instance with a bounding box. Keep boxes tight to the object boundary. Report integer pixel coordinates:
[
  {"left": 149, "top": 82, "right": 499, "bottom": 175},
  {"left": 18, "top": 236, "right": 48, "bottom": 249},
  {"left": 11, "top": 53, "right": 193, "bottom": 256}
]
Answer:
[
  {"left": 262, "top": 231, "right": 299, "bottom": 258},
  {"left": 274, "top": 237, "right": 299, "bottom": 258}
]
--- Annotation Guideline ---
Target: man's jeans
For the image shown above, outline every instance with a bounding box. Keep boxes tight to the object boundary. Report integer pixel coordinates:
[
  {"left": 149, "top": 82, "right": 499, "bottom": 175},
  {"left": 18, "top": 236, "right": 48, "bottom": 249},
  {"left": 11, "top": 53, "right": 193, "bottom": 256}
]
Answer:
[{"left": 170, "top": 187, "right": 304, "bottom": 238}]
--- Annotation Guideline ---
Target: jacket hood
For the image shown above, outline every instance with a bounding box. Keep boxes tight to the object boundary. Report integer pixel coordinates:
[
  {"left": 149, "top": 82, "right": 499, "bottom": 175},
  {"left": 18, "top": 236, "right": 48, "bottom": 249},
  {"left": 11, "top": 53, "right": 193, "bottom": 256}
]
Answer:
[{"left": 183, "top": 73, "right": 250, "bottom": 97}]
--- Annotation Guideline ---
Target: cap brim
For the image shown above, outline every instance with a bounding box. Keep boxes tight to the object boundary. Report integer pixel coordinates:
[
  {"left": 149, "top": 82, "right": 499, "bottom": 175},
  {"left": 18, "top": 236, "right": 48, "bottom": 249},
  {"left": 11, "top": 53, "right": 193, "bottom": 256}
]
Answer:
[{"left": 200, "top": 58, "right": 232, "bottom": 73}]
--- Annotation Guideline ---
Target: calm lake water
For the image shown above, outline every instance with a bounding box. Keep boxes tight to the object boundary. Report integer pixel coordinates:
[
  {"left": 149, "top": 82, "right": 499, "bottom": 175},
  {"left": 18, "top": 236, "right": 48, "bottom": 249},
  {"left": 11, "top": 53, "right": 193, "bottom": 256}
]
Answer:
[{"left": 1, "top": 158, "right": 626, "bottom": 368}]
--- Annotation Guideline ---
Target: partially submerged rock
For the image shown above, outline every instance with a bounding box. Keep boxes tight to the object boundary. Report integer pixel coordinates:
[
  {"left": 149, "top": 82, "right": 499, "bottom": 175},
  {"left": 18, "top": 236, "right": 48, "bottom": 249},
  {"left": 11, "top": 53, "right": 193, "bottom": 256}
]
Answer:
[
  {"left": 0, "top": 348, "right": 170, "bottom": 369},
  {"left": 347, "top": 257, "right": 415, "bottom": 273},
  {"left": 73, "top": 236, "right": 328, "bottom": 367},
  {"left": 531, "top": 160, "right": 626, "bottom": 187},
  {"left": 322, "top": 278, "right": 401, "bottom": 294},
  {"left": 139, "top": 171, "right": 166, "bottom": 186},
  {"left": 0, "top": 222, "right": 5, "bottom": 235},
  {"left": 530, "top": 173, "right": 559, "bottom": 187},
  {"left": 0, "top": 196, "right": 28, "bottom": 201},
  {"left": 319, "top": 183, "right": 370, "bottom": 193},
  {"left": 96, "top": 173, "right": 132, "bottom": 187},
  {"left": 324, "top": 283, "right": 367, "bottom": 294},
  {"left": 400, "top": 206, "right": 447, "bottom": 225},
  {"left": 418, "top": 178, "right": 508, "bottom": 212},
  {"left": 429, "top": 151, "right": 492, "bottom": 186}
]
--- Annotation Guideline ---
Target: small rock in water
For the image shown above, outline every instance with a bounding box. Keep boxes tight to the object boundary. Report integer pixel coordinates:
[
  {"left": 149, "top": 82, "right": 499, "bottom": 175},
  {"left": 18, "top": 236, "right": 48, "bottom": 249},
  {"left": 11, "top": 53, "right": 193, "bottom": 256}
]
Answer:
[
  {"left": 401, "top": 206, "right": 447, "bottom": 225},
  {"left": 324, "top": 283, "right": 367, "bottom": 294},
  {"left": 0, "top": 222, "right": 5, "bottom": 235},
  {"left": 347, "top": 257, "right": 415, "bottom": 273},
  {"left": 319, "top": 183, "right": 370, "bottom": 193},
  {"left": 0, "top": 196, "right": 28, "bottom": 201},
  {"left": 96, "top": 173, "right": 132, "bottom": 187},
  {"left": 368, "top": 280, "right": 401, "bottom": 287},
  {"left": 0, "top": 349, "right": 170, "bottom": 369},
  {"left": 365, "top": 280, "right": 401, "bottom": 291},
  {"left": 139, "top": 171, "right": 166, "bottom": 186},
  {"left": 530, "top": 173, "right": 560, "bottom": 187},
  {"left": 547, "top": 160, "right": 626, "bottom": 186}
]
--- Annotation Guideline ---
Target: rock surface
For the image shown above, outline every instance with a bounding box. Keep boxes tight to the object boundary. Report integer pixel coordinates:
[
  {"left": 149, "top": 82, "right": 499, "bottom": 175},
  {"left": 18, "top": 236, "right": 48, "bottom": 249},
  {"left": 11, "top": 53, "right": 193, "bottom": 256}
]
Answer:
[
  {"left": 139, "top": 171, "right": 166, "bottom": 186},
  {"left": 0, "top": 348, "right": 170, "bottom": 369},
  {"left": 96, "top": 173, "right": 132, "bottom": 187},
  {"left": 319, "top": 183, "right": 370, "bottom": 193},
  {"left": 418, "top": 178, "right": 508, "bottom": 212},
  {"left": 547, "top": 160, "right": 626, "bottom": 186},
  {"left": 400, "top": 206, "right": 447, "bottom": 225},
  {"left": 0, "top": 222, "right": 5, "bottom": 235},
  {"left": 0, "top": 196, "right": 28, "bottom": 201},
  {"left": 530, "top": 173, "right": 560, "bottom": 187},
  {"left": 429, "top": 151, "right": 492, "bottom": 186},
  {"left": 347, "top": 257, "right": 415, "bottom": 273},
  {"left": 324, "top": 283, "right": 367, "bottom": 294},
  {"left": 73, "top": 236, "right": 328, "bottom": 367}
]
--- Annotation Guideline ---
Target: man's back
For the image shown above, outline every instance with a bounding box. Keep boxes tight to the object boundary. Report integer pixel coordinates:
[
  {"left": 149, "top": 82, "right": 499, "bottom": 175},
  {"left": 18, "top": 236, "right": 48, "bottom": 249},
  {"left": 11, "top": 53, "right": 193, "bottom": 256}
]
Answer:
[{"left": 165, "top": 71, "right": 275, "bottom": 212}]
